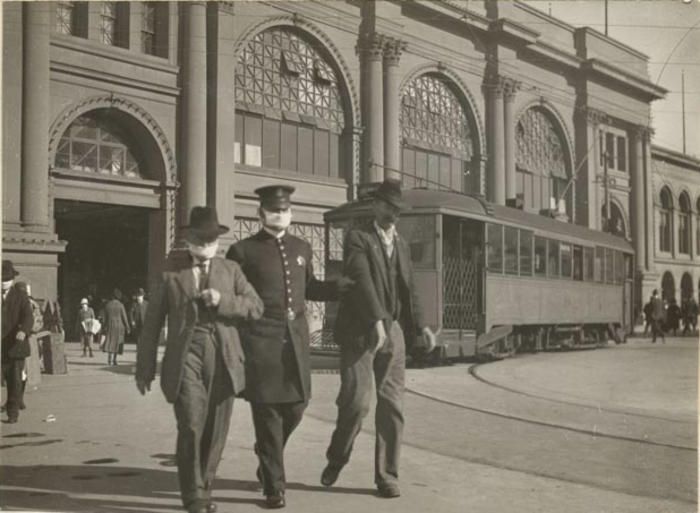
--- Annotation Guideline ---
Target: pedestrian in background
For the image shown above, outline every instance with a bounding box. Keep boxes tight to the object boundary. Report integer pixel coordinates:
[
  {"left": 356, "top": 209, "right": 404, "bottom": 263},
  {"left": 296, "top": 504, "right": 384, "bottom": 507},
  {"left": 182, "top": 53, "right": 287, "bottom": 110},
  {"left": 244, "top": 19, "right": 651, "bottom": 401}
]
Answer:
[
  {"left": 102, "top": 289, "right": 129, "bottom": 366},
  {"left": 129, "top": 287, "right": 148, "bottom": 344},
  {"left": 226, "top": 185, "right": 352, "bottom": 509},
  {"left": 136, "top": 206, "right": 263, "bottom": 513},
  {"left": 666, "top": 298, "right": 681, "bottom": 336},
  {"left": 688, "top": 297, "right": 699, "bottom": 334},
  {"left": 321, "top": 179, "right": 436, "bottom": 499},
  {"left": 650, "top": 289, "right": 666, "bottom": 344},
  {"left": 643, "top": 297, "right": 653, "bottom": 336},
  {"left": 76, "top": 298, "right": 95, "bottom": 357},
  {"left": 1, "top": 260, "right": 33, "bottom": 424}
]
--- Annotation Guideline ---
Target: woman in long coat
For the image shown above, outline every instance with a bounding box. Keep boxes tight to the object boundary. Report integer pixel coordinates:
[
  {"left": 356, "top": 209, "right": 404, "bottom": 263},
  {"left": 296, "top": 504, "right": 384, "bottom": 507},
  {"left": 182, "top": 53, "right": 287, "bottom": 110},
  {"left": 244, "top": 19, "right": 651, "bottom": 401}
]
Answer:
[{"left": 103, "top": 289, "right": 129, "bottom": 366}]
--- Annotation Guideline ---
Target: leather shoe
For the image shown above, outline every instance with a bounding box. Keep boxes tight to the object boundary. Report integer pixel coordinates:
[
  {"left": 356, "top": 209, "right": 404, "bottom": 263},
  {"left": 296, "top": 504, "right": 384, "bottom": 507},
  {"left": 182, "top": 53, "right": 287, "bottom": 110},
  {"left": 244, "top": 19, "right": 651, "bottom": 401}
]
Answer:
[
  {"left": 377, "top": 484, "right": 401, "bottom": 498},
  {"left": 265, "top": 491, "right": 285, "bottom": 509},
  {"left": 256, "top": 466, "right": 264, "bottom": 485},
  {"left": 320, "top": 464, "right": 341, "bottom": 487}
]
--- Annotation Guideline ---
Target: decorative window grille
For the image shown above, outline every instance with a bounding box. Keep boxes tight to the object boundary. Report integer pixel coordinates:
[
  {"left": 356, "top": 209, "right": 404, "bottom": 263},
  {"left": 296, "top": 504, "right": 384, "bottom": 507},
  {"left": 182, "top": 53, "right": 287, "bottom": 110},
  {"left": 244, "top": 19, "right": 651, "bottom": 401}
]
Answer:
[
  {"left": 100, "top": 2, "right": 118, "bottom": 45},
  {"left": 516, "top": 107, "right": 566, "bottom": 178},
  {"left": 141, "top": 2, "right": 156, "bottom": 55},
  {"left": 678, "top": 193, "right": 691, "bottom": 255},
  {"left": 55, "top": 115, "right": 141, "bottom": 178},
  {"left": 400, "top": 74, "right": 475, "bottom": 192},
  {"left": 659, "top": 187, "right": 673, "bottom": 253},
  {"left": 56, "top": 1, "right": 75, "bottom": 35},
  {"left": 235, "top": 28, "right": 345, "bottom": 131}
]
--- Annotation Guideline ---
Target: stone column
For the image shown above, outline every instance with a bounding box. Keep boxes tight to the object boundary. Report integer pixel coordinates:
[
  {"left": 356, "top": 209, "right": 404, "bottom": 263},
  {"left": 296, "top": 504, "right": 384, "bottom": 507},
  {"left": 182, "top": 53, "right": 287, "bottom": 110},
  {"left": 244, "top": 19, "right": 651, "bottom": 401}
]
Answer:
[
  {"left": 631, "top": 127, "right": 646, "bottom": 272},
  {"left": 503, "top": 77, "right": 520, "bottom": 204},
  {"left": 21, "top": 2, "right": 50, "bottom": 229},
  {"left": 357, "top": 32, "right": 385, "bottom": 186},
  {"left": 643, "top": 127, "right": 655, "bottom": 272},
  {"left": 485, "top": 76, "right": 505, "bottom": 204},
  {"left": 180, "top": 2, "right": 207, "bottom": 219},
  {"left": 383, "top": 38, "right": 405, "bottom": 182}
]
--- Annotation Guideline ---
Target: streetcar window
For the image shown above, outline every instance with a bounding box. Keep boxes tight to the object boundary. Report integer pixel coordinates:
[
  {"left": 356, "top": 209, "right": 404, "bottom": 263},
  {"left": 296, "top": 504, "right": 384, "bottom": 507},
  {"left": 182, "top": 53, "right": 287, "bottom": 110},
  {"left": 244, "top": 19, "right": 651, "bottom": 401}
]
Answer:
[
  {"left": 572, "top": 245, "right": 583, "bottom": 281},
  {"left": 534, "top": 237, "right": 547, "bottom": 276},
  {"left": 397, "top": 215, "right": 436, "bottom": 269},
  {"left": 504, "top": 226, "right": 519, "bottom": 275},
  {"left": 520, "top": 230, "right": 533, "bottom": 276},
  {"left": 594, "top": 246, "right": 604, "bottom": 282},
  {"left": 625, "top": 253, "right": 633, "bottom": 279},
  {"left": 583, "top": 247, "right": 594, "bottom": 281},
  {"left": 548, "top": 239, "right": 560, "bottom": 278},
  {"left": 560, "top": 243, "right": 572, "bottom": 279},
  {"left": 615, "top": 251, "right": 625, "bottom": 284},
  {"left": 487, "top": 223, "right": 503, "bottom": 273},
  {"left": 605, "top": 248, "right": 614, "bottom": 284}
]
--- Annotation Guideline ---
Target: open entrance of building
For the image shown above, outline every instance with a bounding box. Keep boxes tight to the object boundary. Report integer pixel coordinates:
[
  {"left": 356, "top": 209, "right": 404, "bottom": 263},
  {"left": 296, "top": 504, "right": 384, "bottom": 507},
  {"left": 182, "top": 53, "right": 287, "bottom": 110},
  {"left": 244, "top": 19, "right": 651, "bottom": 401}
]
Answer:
[{"left": 56, "top": 200, "right": 151, "bottom": 341}]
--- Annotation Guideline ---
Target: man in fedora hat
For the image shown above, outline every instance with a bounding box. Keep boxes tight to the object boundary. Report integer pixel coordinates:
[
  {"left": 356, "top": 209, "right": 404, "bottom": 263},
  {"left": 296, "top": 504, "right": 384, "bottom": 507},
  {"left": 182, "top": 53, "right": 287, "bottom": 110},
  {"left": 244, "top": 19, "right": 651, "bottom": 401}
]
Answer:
[
  {"left": 1, "top": 260, "right": 33, "bottom": 423},
  {"left": 226, "top": 185, "right": 353, "bottom": 508},
  {"left": 321, "top": 178, "right": 436, "bottom": 498},
  {"left": 136, "top": 206, "right": 264, "bottom": 513}
]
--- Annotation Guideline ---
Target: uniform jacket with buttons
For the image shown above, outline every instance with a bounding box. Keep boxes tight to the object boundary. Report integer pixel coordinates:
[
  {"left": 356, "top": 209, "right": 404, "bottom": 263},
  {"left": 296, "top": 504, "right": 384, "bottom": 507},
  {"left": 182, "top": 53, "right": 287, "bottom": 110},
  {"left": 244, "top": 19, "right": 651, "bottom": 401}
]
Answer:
[
  {"left": 136, "top": 251, "right": 264, "bottom": 404},
  {"left": 334, "top": 221, "right": 424, "bottom": 352},
  {"left": 226, "top": 230, "right": 338, "bottom": 403}
]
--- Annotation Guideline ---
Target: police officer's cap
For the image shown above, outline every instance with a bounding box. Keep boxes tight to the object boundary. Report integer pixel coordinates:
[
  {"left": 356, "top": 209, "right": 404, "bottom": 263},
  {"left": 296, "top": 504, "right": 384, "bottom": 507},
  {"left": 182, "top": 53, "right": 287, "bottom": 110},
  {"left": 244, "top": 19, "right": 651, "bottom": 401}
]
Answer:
[{"left": 255, "top": 185, "right": 295, "bottom": 210}]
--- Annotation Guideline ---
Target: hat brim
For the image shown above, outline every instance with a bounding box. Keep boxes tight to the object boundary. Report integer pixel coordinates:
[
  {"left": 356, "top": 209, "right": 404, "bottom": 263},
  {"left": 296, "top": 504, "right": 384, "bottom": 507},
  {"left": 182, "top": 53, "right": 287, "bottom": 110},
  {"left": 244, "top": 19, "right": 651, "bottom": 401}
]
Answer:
[
  {"left": 2, "top": 270, "right": 19, "bottom": 281},
  {"left": 374, "top": 193, "right": 409, "bottom": 211},
  {"left": 184, "top": 224, "right": 230, "bottom": 240}
]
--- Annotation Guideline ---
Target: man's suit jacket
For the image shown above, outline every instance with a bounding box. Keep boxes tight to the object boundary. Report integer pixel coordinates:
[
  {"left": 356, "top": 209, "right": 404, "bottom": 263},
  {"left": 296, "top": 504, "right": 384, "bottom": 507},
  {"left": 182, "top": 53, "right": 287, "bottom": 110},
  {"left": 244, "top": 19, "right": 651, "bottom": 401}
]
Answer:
[
  {"left": 130, "top": 301, "right": 149, "bottom": 331},
  {"left": 227, "top": 230, "right": 338, "bottom": 403},
  {"left": 334, "top": 221, "right": 424, "bottom": 352},
  {"left": 136, "top": 252, "right": 264, "bottom": 404},
  {"left": 651, "top": 297, "right": 666, "bottom": 321},
  {"left": 1, "top": 285, "right": 33, "bottom": 360}
]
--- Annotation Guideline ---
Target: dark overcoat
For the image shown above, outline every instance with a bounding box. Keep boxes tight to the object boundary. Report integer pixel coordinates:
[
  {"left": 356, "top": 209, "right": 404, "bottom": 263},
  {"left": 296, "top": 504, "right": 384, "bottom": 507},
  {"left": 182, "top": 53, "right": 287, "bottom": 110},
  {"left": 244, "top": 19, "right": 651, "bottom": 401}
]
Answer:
[
  {"left": 333, "top": 221, "right": 424, "bottom": 353},
  {"left": 136, "top": 252, "right": 263, "bottom": 404},
  {"left": 102, "top": 299, "right": 129, "bottom": 353},
  {"left": 226, "top": 230, "right": 337, "bottom": 403},
  {"left": 1, "top": 285, "right": 33, "bottom": 360}
]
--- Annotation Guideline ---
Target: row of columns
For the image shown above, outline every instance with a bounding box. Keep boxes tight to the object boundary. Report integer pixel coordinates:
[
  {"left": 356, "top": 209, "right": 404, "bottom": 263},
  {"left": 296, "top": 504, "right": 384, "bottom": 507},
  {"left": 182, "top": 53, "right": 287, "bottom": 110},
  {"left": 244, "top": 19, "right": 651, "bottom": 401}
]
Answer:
[
  {"left": 485, "top": 75, "right": 521, "bottom": 205},
  {"left": 357, "top": 32, "right": 406, "bottom": 185}
]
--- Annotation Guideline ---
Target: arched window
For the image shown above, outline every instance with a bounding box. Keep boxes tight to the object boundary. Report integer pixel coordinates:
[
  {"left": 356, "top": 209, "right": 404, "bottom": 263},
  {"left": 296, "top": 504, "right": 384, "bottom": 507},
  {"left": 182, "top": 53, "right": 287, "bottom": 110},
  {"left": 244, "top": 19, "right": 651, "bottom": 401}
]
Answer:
[
  {"left": 603, "top": 201, "right": 626, "bottom": 238},
  {"left": 515, "top": 107, "right": 572, "bottom": 219},
  {"left": 55, "top": 113, "right": 142, "bottom": 178},
  {"left": 659, "top": 187, "right": 673, "bottom": 253},
  {"left": 400, "top": 74, "right": 477, "bottom": 192},
  {"left": 678, "top": 192, "right": 691, "bottom": 255},
  {"left": 681, "top": 273, "right": 693, "bottom": 302},
  {"left": 661, "top": 271, "right": 675, "bottom": 303},
  {"left": 234, "top": 27, "right": 348, "bottom": 179}
]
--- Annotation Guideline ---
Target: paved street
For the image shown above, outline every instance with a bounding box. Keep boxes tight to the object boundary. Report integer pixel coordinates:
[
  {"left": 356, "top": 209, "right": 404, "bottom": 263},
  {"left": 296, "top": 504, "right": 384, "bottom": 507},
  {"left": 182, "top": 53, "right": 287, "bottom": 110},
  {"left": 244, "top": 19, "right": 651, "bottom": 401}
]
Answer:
[{"left": 1, "top": 337, "right": 697, "bottom": 513}]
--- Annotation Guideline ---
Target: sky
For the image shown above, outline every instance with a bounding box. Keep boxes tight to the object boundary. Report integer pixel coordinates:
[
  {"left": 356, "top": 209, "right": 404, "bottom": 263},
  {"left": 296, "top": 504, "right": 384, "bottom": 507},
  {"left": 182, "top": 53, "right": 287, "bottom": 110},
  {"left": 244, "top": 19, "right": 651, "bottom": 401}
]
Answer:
[{"left": 522, "top": 0, "right": 700, "bottom": 158}]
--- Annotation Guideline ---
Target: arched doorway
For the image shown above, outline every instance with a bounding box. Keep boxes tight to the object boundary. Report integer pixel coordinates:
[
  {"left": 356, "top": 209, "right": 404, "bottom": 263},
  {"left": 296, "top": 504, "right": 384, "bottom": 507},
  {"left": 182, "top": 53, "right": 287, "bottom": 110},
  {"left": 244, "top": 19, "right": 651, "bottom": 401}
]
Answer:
[
  {"left": 661, "top": 271, "right": 676, "bottom": 303},
  {"left": 680, "top": 273, "right": 693, "bottom": 302},
  {"left": 602, "top": 200, "right": 627, "bottom": 238},
  {"left": 51, "top": 107, "right": 170, "bottom": 341}
]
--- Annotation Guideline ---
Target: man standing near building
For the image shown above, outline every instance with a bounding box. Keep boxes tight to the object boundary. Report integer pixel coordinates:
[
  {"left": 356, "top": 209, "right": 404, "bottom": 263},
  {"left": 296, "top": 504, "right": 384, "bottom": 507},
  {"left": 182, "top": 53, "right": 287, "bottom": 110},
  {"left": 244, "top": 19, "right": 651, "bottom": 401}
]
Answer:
[
  {"left": 129, "top": 287, "right": 149, "bottom": 344},
  {"left": 650, "top": 289, "right": 666, "bottom": 344},
  {"left": 226, "top": 185, "right": 352, "bottom": 509},
  {"left": 321, "top": 178, "right": 436, "bottom": 498},
  {"left": 1, "top": 260, "right": 33, "bottom": 424},
  {"left": 136, "top": 207, "right": 263, "bottom": 513}
]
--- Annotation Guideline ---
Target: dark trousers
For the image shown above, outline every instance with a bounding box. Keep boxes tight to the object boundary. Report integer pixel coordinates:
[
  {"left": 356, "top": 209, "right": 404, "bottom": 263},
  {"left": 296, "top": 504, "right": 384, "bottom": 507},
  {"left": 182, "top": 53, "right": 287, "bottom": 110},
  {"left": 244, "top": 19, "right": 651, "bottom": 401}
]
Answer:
[
  {"left": 250, "top": 401, "right": 307, "bottom": 495},
  {"left": 326, "top": 321, "right": 405, "bottom": 487},
  {"left": 651, "top": 319, "right": 665, "bottom": 343},
  {"left": 81, "top": 332, "right": 93, "bottom": 356},
  {"left": 174, "top": 330, "right": 235, "bottom": 508},
  {"left": 2, "top": 358, "right": 25, "bottom": 420}
]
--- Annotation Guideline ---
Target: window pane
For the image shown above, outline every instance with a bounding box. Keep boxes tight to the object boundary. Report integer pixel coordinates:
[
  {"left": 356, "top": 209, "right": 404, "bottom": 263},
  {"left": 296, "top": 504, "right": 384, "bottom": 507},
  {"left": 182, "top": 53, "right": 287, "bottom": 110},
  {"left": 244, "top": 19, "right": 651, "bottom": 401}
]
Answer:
[
  {"left": 617, "top": 136, "right": 626, "bottom": 171},
  {"left": 560, "top": 243, "right": 572, "bottom": 279},
  {"left": 488, "top": 224, "right": 503, "bottom": 273},
  {"left": 298, "top": 126, "right": 313, "bottom": 174},
  {"left": 403, "top": 148, "right": 416, "bottom": 189},
  {"left": 280, "top": 122, "right": 297, "bottom": 172},
  {"left": 534, "top": 237, "right": 547, "bottom": 276},
  {"left": 56, "top": 137, "right": 70, "bottom": 168},
  {"left": 615, "top": 251, "right": 625, "bottom": 284},
  {"left": 329, "top": 132, "right": 339, "bottom": 178},
  {"left": 605, "top": 132, "right": 615, "bottom": 168},
  {"left": 314, "top": 129, "right": 329, "bottom": 177},
  {"left": 244, "top": 115, "right": 262, "bottom": 166},
  {"left": 262, "top": 119, "right": 280, "bottom": 169},
  {"left": 427, "top": 153, "right": 439, "bottom": 190},
  {"left": 71, "top": 141, "right": 97, "bottom": 172},
  {"left": 583, "top": 247, "right": 594, "bottom": 281},
  {"left": 234, "top": 113, "right": 243, "bottom": 164},
  {"left": 573, "top": 245, "right": 583, "bottom": 281},
  {"left": 415, "top": 151, "right": 427, "bottom": 187},
  {"left": 595, "top": 247, "right": 604, "bottom": 282},
  {"left": 504, "top": 226, "right": 518, "bottom": 275},
  {"left": 519, "top": 230, "right": 533, "bottom": 276},
  {"left": 439, "top": 155, "right": 451, "bottom": 190},
  {"left": 397, "top": 216, "right": 435, "bottom": 269},
  {"left": 605, "top": 248, "right": 614, "bottom": 284},
  {"left": 451, "top": 158, "right": 462, "bottom": 192},
  {"left": 548, "top": 240, "right": 560, "bottom": 278}
]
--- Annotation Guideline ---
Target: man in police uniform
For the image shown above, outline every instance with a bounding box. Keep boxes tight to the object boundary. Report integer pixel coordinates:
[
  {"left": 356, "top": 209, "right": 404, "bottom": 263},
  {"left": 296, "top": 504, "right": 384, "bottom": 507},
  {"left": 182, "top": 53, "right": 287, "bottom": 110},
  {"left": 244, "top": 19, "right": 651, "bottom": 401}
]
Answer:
[{"left": 226, "top": 185, "right": 352, "bottom": 508}]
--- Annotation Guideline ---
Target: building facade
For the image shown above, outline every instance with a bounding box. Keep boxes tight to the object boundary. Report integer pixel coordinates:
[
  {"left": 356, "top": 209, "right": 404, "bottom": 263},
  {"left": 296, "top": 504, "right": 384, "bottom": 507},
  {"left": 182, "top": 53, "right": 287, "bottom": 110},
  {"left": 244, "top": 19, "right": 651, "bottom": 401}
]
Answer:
[{"left": 2, "top": 1, "right": 671, "bottom": 332}]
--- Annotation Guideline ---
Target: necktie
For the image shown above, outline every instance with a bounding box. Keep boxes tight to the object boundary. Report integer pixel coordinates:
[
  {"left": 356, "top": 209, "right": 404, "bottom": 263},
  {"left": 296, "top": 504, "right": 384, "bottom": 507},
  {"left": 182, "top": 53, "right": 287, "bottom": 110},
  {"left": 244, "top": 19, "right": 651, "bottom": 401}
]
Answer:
[{"left": 197, "top": 262, "right": 209, "bottom": 292}]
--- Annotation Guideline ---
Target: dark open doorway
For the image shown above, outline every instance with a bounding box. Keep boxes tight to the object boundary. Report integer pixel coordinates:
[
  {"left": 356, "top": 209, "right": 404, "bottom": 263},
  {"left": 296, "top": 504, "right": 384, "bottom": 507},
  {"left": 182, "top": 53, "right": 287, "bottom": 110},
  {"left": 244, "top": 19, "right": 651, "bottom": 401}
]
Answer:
[{"left": 56, "top": 200, "right": 150, "bottom": 341}]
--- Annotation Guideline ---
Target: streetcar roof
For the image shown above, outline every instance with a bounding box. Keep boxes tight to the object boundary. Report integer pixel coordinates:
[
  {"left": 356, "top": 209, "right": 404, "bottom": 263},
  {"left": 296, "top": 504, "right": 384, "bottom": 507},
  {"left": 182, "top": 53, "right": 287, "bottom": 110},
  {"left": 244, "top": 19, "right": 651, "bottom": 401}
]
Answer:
[{"left": 325, "top": 188, "right": 633, "bottom": 253}]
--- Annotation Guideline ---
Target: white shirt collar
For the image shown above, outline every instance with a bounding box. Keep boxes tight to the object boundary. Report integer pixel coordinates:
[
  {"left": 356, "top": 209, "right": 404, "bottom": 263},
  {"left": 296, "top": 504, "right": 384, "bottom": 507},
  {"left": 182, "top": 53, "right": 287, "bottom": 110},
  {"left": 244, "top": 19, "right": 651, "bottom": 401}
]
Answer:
[
  {"left": 263, "top": 226, "right": 286, "bottom": 239},
  {"left": 374, "top": 221, "right": 396, "bottom": 239}
]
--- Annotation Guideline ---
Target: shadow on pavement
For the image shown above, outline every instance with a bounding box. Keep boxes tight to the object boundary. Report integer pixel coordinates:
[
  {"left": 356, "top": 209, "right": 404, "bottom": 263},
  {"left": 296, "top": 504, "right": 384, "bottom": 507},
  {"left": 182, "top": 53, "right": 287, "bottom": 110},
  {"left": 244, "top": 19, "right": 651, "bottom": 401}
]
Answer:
[{"left": 0, "top": 464, "right": 376, "bottom": 512}]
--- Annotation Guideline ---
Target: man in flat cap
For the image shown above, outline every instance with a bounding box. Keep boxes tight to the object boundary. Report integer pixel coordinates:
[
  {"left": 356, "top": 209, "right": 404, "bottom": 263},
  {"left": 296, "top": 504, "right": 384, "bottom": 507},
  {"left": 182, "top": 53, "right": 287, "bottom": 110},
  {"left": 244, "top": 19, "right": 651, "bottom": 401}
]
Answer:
[
  {"left": 136, "top": 206, "right": 264, "bottom": 513},
  {"left": 321, "top": 178, "right": 436, "bottom": 498},
  {"left": 226, "top": 185, "right": 352, "bottom": 508}
]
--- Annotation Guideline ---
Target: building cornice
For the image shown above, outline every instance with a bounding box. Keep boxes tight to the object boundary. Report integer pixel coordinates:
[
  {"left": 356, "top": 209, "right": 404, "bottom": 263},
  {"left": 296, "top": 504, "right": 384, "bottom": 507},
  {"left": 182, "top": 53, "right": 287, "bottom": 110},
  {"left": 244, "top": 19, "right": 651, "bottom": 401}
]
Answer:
[
  {"left": 575, "top": 26, "right": 649, "bottom": 62},
  {"left": 581, "top": 59, "right": 667, "bottom": 100},
  {"left": 652, "top": 145, "right": 700, "bottom": 171}
]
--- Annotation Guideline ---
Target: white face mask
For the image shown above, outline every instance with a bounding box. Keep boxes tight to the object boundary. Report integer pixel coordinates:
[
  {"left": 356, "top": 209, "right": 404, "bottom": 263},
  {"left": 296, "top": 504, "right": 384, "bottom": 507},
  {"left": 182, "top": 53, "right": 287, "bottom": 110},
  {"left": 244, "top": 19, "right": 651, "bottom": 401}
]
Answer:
[
  {"left": 262, "top": 208, "right": 292, "bottom": 231},
  {"left": 187, "top": 240, "right": 219, "bottom": 261},
  {"left": 2, "top": 280, "right": 13, "bottom": 291},
  {"left": 136, "top": 296, "right": 144, "bottom": 303},
  {"left": 81, "top": 304, "right": 88, "bottom": 310}
]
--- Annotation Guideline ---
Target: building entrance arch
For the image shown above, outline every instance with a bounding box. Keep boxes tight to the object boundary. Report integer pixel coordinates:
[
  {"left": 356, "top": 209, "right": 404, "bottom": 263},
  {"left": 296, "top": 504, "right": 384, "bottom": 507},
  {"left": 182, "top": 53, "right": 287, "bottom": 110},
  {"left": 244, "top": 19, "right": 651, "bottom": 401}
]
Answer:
[{"left": 661, "top": 271, "right": 676, "bottom": 303}]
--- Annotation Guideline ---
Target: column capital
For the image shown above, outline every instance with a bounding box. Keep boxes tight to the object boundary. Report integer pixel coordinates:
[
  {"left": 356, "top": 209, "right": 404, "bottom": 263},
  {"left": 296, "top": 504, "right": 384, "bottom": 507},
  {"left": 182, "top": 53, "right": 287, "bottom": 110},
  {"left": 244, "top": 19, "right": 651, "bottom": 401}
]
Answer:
[
  {"left": 383, "top": 37, "right": 407, "bottom": 67},
  {"left": 634, "top": 124, "right": 654, "bottom": 142},
  {"left": 482, "top": 73, "right": 506, "bottom": 97},
  {"left": 502, "top": 77, "right": 521, "bottom": 101},
  {"left": 585, "top": 107, "right": 609, "bottom": 126},
  {"left": 356, "top": 32, "right": 385, "bottom": 61},
  {"left": 218, "top": 2, "right": 235, "bottom": 14}
]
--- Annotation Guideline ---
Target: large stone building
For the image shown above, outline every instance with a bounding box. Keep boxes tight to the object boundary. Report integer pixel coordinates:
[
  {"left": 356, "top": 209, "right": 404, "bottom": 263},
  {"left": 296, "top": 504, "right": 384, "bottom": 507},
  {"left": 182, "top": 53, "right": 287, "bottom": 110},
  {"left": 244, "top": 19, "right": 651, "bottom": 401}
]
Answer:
[{"left": 2, "top": 0, "right": 679, "bottom": 331}]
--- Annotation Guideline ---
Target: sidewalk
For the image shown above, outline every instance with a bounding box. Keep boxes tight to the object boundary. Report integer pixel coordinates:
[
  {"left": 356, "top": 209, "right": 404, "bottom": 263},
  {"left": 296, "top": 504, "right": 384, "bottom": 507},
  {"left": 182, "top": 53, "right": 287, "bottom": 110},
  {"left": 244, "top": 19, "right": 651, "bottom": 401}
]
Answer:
[{"left": 0, "top": 343, "right": 695, "bottom": 513}]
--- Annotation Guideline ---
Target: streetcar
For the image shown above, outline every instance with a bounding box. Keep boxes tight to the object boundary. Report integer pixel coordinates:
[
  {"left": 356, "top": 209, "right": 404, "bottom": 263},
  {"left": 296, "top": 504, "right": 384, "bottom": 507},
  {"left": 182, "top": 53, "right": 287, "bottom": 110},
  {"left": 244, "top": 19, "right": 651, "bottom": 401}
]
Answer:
[{"left": 322, "top": 188, "right": 634, "bottom": 360}]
